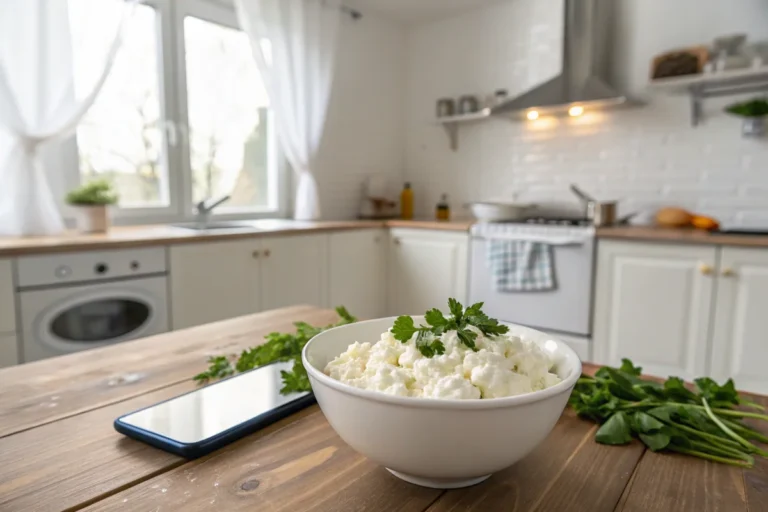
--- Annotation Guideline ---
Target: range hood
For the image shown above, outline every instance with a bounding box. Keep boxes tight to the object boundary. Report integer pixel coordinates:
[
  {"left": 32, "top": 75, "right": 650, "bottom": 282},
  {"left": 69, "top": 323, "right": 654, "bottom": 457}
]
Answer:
[{"left": 493, "top": 0, "right": 626, "bottom": 118}]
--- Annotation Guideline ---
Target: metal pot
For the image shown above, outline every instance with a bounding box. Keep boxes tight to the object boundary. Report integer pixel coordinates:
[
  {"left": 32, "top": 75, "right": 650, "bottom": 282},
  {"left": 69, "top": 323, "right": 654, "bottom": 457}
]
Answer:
[{"left": 570, "top": 184, "right": 618, "bottom": 227}]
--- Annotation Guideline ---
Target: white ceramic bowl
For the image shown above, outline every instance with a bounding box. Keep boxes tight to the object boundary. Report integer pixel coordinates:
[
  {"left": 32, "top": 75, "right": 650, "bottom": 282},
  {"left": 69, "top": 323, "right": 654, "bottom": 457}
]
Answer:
[
  {"left": 302, "top": 316, "right": 581, "bottom": 489},
  {"left": 469, "top": 202, "right": 533, "bottom": 222}
]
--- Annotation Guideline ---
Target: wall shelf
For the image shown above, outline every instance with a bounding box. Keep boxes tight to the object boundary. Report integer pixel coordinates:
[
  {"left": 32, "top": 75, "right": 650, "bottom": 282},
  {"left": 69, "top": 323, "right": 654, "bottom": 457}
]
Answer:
[
  {"left": 649, "top": 67, "right": 768, "bottom": 126},
  {"left": 434, "top": 109, "right": 491, "bottom": 151}
]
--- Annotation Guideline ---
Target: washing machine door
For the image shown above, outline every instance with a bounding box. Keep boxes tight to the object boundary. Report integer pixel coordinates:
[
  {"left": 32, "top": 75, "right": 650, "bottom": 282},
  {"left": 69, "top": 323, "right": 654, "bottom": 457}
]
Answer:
[{"left": 19, "top": 276, "right": 169, "bottom": 362}]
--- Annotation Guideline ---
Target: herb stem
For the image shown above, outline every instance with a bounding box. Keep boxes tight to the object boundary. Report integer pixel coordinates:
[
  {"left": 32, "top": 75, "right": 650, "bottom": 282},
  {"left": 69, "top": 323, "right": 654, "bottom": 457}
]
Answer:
[
  {"left": 688, "top": 440, "right": 754, "bottom": 464},
  {"left": 668, "top": 446, "right": 752, "bottom": 468},
  {"left": 703, "top": 398, "right": 767, "bottom": 456},
  {"left": 710, "top": 407, "right": 768, "bottom": 422},
  {"left": 719, "top": 418, "right": 768, "bottom": 443}
]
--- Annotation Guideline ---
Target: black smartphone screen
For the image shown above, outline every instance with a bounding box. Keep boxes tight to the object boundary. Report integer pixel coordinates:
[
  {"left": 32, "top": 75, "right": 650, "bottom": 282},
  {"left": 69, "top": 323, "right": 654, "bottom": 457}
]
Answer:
[{"left": 117, "top": 361, "right": 311, "bottom": 450}]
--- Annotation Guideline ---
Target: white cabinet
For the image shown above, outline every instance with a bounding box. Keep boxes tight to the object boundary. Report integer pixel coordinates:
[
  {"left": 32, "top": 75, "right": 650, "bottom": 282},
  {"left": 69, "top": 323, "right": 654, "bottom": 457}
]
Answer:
[
  {"left": 388, "top": 228, "right": 468, "bottom": 316},
  {"left": 328, "top": 229, "right": 386, "bottom": 320},
  {"left": 0, "top": 259, "right": 15, "bottom": 334},
  {"left": 170, "top": 239, "right": 261, "bottom": 329},
  {"left": 260, "top": 234, "right": 328, "bottom": 310},
  {"left": 0, "top": 334, "right": 18, "bottom": 368},
  {"left": 710, "top": 247, "right": 768, "bottom": 394},
  {"left": 593, "top": 241, "right": 716, "bottom": 380},
  {"left": 170, "top": 234, "right": 329, "bottom": 329}
]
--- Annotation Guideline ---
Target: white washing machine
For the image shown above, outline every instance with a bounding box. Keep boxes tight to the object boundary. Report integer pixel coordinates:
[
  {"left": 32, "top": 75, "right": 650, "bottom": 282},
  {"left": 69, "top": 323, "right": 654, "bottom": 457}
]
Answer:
[{"left": 17, "top": 247, "right": 170, "bottom": 363}]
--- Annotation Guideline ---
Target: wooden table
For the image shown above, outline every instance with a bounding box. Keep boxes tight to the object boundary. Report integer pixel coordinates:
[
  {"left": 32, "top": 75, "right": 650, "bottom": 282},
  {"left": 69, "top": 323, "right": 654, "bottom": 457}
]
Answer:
[{"left": 1, "top": 306, "right": 767, "bottom": 512}]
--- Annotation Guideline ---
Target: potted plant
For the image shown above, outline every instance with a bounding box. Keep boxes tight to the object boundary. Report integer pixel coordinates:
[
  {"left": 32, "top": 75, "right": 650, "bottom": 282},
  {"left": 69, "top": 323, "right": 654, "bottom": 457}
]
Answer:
[
  {"left": 725, "top": 97, "right": 768, "bottom": 137},
  {"left": 65, "top": 179, "right": 119, "bottom": 233}
]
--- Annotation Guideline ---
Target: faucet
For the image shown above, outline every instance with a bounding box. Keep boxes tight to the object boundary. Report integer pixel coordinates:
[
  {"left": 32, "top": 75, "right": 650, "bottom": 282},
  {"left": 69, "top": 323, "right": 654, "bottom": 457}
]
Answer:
[{"left": 195, "top": 195, "right": 231, "bottom": 228}]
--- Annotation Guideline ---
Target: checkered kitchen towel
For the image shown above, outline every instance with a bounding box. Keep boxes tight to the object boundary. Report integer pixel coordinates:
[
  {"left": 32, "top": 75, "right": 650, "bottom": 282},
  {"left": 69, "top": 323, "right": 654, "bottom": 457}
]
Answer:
[{"left": 486, "top": 240, "right": 556, "bottom": 292}]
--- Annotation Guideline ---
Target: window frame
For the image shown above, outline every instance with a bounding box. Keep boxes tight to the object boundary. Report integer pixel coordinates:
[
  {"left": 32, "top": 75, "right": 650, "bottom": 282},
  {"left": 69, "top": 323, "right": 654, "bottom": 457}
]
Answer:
[{"left": 64, "top": 0, "right": 288, "bottom": 226}]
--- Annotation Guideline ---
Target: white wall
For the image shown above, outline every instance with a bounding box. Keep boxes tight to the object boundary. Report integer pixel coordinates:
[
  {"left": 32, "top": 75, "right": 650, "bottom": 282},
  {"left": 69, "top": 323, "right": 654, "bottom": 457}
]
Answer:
[
  {"left": 404, "top": 0, "right": 768, "bottom": 227},
  {"left": 315, "top": 14, "right": 406, "bottom": 219}
]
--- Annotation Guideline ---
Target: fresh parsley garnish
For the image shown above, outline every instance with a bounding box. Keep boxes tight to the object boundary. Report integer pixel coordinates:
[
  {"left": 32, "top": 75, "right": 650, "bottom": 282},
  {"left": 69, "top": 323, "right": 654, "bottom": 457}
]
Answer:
[
  {"left": 391, "top": 299, "right": 508, "bottom": 356},
  {"left": 570, "top": 358, "right": 768, "bottom": 468},
  {"left": 194, "top": 306, "right": 357, "bottom": 394}
]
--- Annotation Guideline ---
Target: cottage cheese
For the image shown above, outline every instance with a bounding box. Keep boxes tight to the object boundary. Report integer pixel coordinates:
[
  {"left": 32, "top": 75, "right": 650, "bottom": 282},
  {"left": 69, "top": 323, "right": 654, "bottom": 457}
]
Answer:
[{"left": 324, "top": 327, "right": 561, "bottom": 399}]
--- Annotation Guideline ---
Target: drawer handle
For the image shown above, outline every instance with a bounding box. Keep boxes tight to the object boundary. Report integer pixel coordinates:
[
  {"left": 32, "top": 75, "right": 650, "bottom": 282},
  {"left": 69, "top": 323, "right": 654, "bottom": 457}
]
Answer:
[
  {"left": 264, "top": 249, "right": 271, "bottom": 258},
  {"left": 252, "top": 250, "right": 260, "bottom": 259},
  {"left": 393, "top": 238, "right": 401, "bottom": 246},
  {"left": 699, "top": 263, "right": 714, "bottom": 276},
  {"left": 721, "top": 268, "right": 736, "bottom": 277}
]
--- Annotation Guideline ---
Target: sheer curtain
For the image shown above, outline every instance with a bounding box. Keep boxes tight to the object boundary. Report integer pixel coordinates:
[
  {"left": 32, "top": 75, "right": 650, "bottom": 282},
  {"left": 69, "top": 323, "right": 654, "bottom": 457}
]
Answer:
[
  {"left": 0, "top": 0, "right": 129, "bottom": 236},
  {"left": 235, "top": 0, "right": 341, "bottom": 221}
]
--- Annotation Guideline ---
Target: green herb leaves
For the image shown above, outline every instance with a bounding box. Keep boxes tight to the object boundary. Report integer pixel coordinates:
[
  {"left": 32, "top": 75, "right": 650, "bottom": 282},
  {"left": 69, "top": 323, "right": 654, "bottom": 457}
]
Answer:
[
  {"left": 391, "top": 299, "right": 508, "bottom": 357},
  {"left": 194, "top": 306, "right": 357, "bottom": 394},
  {"left": 570, "top": 358, "right": 768, "bottom": 467}
]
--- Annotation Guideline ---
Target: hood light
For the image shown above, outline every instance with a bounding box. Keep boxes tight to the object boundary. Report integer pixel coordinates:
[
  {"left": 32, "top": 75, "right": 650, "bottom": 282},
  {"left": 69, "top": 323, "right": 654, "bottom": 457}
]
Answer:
[
  {"left": 526, "top": 110, "right": 540, "bottom": 121},
  {"left": 568, "top": 106, "right": 584, "bottom": 117}
]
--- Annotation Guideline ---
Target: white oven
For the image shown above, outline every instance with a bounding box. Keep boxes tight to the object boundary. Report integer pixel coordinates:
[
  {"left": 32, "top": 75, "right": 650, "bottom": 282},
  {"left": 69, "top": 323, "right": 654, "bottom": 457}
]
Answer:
[
  {"left": 468, "top": 222, "right": 595, "bottom": 359},
  {"left": 17, "top": 247, "right": 169, "bottom": 363}
]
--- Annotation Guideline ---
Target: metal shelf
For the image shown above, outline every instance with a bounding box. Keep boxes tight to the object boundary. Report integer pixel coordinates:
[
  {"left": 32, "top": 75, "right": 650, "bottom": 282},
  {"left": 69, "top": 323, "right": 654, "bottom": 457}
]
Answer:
[
  {"left": 649, "top": 67, "right": 768, "bottom": 126},
  {"left": 434, "top": 109, "right": 491, "bottom": 151}
]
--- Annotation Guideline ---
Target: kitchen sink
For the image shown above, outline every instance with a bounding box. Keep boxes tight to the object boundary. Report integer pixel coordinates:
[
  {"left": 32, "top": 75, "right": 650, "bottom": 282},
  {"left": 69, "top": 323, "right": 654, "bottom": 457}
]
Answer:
[{"left": 172, "top": 221, "right": 260, "bottom": 231}]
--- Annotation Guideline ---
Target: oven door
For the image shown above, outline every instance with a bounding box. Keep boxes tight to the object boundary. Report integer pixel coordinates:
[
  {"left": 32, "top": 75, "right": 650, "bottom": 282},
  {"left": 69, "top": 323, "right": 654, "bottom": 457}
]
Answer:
[
  {"left": 468, "top": 237, "right": 595, "bottom": 336},
  {"left": 19, "top": 276, "right": 169, "bottom": 362}
]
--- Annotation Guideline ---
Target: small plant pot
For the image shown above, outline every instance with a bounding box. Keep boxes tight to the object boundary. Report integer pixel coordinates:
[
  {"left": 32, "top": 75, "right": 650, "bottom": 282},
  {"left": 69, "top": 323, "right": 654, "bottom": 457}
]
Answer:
[
  {"left": 741, "top": 116, "right": 766, "bottom": 138},
  {"left": 72, "top": 205, "right": 110, "bottom": 233}
]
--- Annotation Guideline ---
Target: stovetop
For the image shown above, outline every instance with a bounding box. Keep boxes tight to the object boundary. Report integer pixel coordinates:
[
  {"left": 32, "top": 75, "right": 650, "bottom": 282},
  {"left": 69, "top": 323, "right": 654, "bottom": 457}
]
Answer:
[{"left": 509, "top": 217, "right": 593, "bottom": 227}]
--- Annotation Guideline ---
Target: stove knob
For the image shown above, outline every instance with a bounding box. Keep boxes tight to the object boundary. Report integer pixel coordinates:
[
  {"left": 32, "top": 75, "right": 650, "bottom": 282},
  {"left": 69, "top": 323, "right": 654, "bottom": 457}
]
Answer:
[
  {"left": 95, "top": 263, "right": 109, "bottom": 274},
  {"left": 55, "top": 265, "right": 71, "bottom": 279},
  {"left": 130, "top": 261, "right": 140, "bottom": 271}
]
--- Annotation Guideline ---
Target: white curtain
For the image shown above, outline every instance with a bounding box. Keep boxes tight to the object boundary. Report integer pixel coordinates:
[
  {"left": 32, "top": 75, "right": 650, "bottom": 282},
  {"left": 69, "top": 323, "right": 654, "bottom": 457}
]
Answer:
[
  {"left": 0, "top": 0, "right": 129, "bottom": 236},
  {"left": 235, "top": 0, "right": 341, "bottom": 221}
]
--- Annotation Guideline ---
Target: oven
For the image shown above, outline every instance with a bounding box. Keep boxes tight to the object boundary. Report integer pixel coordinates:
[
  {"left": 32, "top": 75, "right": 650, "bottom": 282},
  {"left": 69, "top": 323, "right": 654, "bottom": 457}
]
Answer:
[
  {"left": 17, "top": 247, "right": 169, "bottom": 363},
  {"left": 468, "top": 222, "right": 595, "bottom": 359}
]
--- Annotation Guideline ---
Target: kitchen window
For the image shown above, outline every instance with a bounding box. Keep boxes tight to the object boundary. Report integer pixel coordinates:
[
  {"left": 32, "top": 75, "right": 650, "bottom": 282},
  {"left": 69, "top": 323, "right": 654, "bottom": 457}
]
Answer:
[{"left": 66, "top": 0, "right": 285, "bottom": 223}]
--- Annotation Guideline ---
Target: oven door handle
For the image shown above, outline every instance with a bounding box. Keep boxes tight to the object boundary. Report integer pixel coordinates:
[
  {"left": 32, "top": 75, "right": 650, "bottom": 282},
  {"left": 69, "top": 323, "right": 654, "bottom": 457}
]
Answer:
[{"left": 479, "top": 234, "right": 591, "bottom": 246}]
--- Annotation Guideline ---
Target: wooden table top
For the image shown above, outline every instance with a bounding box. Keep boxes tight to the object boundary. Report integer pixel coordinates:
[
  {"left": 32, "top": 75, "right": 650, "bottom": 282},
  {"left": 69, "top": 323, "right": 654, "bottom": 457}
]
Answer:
[{"left": 1, "top": 306, "right": 767, "bottom": 512}]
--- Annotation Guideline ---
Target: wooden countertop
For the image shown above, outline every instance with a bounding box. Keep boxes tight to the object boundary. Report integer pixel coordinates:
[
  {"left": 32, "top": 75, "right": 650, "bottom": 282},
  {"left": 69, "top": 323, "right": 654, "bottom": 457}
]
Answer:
[
  {"left": 0, "top": 219, "right": 472, "bottom": 257},
  {"left": 598, "top": 225, "right": 768, "bottom": 248},
  {"left": 1, "top": 305, "right": 766, "bottom": 512}
]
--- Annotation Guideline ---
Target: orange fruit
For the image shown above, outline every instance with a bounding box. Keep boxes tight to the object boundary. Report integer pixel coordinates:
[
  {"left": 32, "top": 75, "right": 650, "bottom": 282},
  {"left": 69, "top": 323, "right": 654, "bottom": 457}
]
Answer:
[{"left": 691, "top": 215, "right": 720, "bottom": 231}]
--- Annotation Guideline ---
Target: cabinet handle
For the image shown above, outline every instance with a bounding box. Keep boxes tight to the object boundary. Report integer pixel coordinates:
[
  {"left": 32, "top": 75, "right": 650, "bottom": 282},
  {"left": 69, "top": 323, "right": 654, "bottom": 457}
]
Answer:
[
  {"left": 374, "top": 236, "right": 380, "bottom": 243},
  {"left": 393, "top": 238, "right": 401, "bottom": 246},
  {"left": 252, "top": 250, "right": 260, "bottom": 259},
  {"left": 699, "top": 263, "right": 714, "bottom": 276},
  {"left": 722, "top": 268, "right": 736, "bottom": 277},
  {"left": 264, "top": 249, "right": 271, "bottom": 258}
]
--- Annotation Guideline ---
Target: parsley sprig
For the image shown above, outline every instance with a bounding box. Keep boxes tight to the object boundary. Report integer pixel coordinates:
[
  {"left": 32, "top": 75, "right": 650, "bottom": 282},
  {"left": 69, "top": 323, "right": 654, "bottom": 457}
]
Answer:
[
  {"left": 391, "top": 298, "right": 509, "bottom": 357},
  {"left": 194, "top": 306, "right": 356, "bottom": 394}
]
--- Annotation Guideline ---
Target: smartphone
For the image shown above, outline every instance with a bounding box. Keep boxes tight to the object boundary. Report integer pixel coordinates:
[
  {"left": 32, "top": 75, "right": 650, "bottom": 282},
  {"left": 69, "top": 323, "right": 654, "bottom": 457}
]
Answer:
[{"left": 114, "top": 361, "right": 315, "bottom": 458}]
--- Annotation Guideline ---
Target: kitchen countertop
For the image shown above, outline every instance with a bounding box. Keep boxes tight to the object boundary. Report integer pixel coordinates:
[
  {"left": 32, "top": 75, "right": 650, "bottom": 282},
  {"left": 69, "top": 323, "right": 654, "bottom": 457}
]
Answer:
[
  {"left": 1, "top": 305, "right": 765, "bottom": 512},
  {"left": 0, "top": 219, "right": 472, "bottom": 257},
  {"left": 597, "top": 225, "right": 768, "bottom": 248}
]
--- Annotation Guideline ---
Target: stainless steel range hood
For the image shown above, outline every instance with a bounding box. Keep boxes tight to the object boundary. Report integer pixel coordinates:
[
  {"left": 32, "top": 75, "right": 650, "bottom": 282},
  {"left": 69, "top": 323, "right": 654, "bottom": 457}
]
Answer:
[{"left": 493, "top": 0, "right": 626, "bottom": 118}]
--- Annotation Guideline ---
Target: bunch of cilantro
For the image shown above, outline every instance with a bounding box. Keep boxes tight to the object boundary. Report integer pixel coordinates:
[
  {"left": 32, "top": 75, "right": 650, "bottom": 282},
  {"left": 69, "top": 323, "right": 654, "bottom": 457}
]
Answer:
[
  {"left": 193, "top": 306, "right": 356, "bottom": 394},
  {"left": 391, "top": 298, "right": 509, "bottom": 356},
  {"left": 571, "top": 359, "right": 768, "bottom": 467}
]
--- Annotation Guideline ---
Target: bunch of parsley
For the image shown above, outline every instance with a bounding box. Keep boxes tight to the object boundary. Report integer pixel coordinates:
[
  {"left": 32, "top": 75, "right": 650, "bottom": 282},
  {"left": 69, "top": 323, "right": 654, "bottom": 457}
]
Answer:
[
  {"left": 193, "top": 306, "right": 356, "bottom": 394},
  {"left": 391, "top": 298, "right": 509, "bottom": 357},
  {"left": 571, "top": 359, "right": 768, "bottom": 467}
]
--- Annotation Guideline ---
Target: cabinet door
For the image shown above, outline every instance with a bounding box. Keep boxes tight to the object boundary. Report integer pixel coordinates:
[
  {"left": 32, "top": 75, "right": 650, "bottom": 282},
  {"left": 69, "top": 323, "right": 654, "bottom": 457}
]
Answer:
[
  {"left": 388, "top": 229, "right": 468, "bottom": 316},
  {"left": 328, "top": 229, "right": 386, "bottom": 320},
  {"left": 593, "top": 241, "right": 716, "bottom": 380},
  {"left": 260, "top": 234, "right": 328, "bottom": 310},
  {"left": 0, "top": 333, "right": 18, "bottom": 368},
  {"left": 169, "top": 240, "right": 260, "bottom": 329},
  {"left": 0, "top": 259, "right": 15, "bottom": 333},
  {"left": 710, "top": 247, "right": 768, "bottom": 394}
]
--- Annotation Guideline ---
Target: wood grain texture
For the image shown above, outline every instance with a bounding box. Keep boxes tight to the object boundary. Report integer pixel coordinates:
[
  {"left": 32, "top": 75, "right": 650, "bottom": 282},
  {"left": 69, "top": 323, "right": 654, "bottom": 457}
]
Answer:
[
  {"left": 0, "top": 220, "right": 471, "bottom": 257},
  {"left": 427, "top": 408, "right": 644, "bottom": 512},
  {"left": 80, "top": 410, "right": 442, "bottom": 512},
  {"left": 597, "top": 226, "right": 768, "bottom": 248},
  {"left": 0, "top": 306, "right": 339, "bottom": 437}
]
